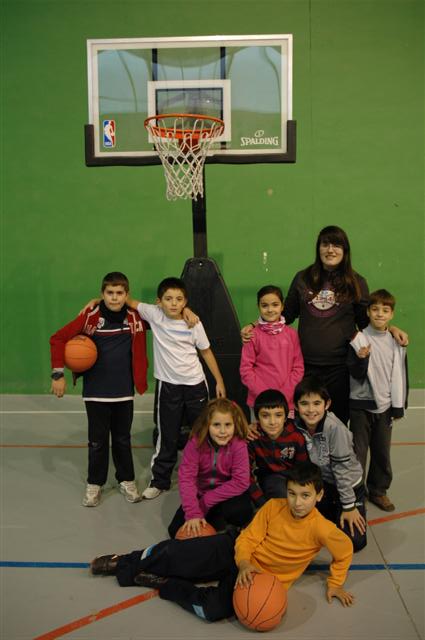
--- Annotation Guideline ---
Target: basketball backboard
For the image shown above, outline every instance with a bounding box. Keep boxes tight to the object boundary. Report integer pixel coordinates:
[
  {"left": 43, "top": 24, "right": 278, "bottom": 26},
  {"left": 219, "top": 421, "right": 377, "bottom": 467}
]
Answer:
[{"left": 86, "top": 34, "right": 295, "bottom": 165}]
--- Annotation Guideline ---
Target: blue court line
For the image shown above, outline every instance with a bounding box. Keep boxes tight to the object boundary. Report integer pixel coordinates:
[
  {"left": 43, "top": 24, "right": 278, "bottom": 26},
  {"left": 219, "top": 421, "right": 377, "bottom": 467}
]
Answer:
[
  {"left": 310, "top": 563, "right": 425, "bottom": 571},
  {"left": 0, "top": 561, "right": 89, "bottom": 568},
  {"left": 1, "top": 561, "right": 424, "bottom": 570}
]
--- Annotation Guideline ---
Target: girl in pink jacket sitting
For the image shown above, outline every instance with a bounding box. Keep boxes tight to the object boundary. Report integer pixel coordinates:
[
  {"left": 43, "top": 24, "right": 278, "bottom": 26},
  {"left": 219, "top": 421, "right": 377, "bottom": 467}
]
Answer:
[
  {"left": 240, "top": 285, "right": 304, "bottom": 416},
  {"left": 168, "top": 398, "right": 252, "bottom": 538}
]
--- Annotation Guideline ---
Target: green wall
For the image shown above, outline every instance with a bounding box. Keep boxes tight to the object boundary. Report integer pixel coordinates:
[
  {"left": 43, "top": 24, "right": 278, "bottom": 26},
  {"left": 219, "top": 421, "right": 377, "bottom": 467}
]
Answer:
[{"left": 1, "top": 0, "right": 424, "bottom": 393}]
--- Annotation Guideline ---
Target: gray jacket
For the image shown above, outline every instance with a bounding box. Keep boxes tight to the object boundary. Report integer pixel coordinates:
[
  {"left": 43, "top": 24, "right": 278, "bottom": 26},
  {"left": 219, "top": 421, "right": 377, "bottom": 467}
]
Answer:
[
  {"left": 296, "top": 411, "right": 363, "bottom": 510},
  {"left": 347, "top": 326, "right": 408, "bottom": 419}
]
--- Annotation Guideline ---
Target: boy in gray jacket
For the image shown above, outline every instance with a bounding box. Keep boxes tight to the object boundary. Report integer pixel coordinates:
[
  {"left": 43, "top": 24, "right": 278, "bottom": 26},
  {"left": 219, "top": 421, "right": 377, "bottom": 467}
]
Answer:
[
  {"left": 347, "top": 289, "right": 408, "bottom": 512},
  {"left": 294, "top": 376, "right": 367, "bottom": 552}
]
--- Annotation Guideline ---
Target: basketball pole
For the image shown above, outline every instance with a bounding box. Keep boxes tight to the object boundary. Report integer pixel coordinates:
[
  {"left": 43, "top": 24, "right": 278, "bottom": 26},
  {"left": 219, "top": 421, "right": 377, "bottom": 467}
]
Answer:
[
  {"left": 192, "top": 168, "right": 207, "bottom": 258},
  {"left": 181, "top": 169, "right": 249, "bottom": 417}
]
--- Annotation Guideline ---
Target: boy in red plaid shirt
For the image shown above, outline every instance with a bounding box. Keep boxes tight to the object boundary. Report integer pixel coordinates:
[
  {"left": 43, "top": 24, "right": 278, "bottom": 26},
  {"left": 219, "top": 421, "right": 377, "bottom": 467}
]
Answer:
[{"left": 248, "top": 389, "right": 308, "bottom": 507}]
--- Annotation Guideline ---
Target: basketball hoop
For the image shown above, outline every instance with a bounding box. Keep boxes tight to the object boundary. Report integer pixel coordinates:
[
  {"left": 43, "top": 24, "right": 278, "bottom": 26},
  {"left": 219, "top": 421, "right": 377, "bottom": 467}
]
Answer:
[{"left": 144, "top": 113, "right": 224, "bottom": 201}]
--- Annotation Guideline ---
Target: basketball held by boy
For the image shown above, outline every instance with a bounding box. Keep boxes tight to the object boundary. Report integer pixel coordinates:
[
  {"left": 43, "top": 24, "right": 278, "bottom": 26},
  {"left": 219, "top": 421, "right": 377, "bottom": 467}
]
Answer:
[
  {"left": 81, "top": 276, "right": 226, "bottom": 502},
  {"left": 50, "top": 272, "right": 148, "bottom": 507},
  {"left": 90, "top": 461, "right": 355, "bottom": 624}
]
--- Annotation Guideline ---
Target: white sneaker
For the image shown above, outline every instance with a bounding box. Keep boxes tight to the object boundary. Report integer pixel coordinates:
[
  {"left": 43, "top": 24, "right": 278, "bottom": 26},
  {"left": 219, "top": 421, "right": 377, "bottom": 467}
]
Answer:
[
  {"left": 83, "top": 484, "right": 101, "bottom": 507},
  {"left": 142, "top": 486, "right": 163, "bottom": 500},
  {"left": 119, "top": 480, "right": 142, "bottom": 503}
]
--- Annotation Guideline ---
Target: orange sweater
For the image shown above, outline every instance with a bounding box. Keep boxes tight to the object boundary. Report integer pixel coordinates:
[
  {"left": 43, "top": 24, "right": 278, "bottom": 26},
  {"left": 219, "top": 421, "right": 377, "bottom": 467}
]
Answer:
[{"left": 235, "top": 499, "right": 353, "bottom": 590}]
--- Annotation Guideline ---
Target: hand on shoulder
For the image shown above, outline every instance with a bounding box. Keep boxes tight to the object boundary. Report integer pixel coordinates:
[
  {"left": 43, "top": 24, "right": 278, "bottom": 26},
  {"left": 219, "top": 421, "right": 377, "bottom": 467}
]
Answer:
[{"left": 241, "top": 323, "right": 255, "bottom": 343}]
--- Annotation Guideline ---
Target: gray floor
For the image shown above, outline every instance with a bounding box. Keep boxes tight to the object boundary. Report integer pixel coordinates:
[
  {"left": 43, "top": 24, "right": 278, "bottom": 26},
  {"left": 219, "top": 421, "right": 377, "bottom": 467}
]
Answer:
[{"left": 1, "top": 391, "right": 424, "bottom": 640}]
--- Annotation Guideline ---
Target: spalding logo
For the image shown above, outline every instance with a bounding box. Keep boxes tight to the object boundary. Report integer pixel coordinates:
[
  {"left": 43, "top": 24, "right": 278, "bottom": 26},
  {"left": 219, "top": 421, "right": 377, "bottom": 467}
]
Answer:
[{"left": 240, "top": 130, "right": 280, "bottom": 147}]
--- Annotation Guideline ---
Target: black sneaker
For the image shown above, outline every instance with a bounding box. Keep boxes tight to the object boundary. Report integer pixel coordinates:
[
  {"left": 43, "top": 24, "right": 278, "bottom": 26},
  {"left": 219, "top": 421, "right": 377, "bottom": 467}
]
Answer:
[
  {"left": 90, "top": 554, "right": 121, "bottom": 575},
  {"left": 134, "top": 571, "right": 168, "bottom": 589}
]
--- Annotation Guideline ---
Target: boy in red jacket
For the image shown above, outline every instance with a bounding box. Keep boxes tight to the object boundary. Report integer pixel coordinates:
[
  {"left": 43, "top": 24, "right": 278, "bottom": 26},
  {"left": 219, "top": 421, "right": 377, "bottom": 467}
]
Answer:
[{"left": 50, "top": 272, "right": 148, "bottom": 507}]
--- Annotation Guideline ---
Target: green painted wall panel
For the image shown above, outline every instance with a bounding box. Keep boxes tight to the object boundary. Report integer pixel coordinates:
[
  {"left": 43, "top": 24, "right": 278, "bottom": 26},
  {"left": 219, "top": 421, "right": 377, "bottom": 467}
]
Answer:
[{"left": 1, "top": 0, "right": 423, "bottom": 393}]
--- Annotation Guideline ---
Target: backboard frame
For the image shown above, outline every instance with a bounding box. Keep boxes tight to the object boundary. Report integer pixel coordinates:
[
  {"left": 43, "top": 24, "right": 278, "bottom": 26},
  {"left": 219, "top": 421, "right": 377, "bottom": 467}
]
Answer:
[{"left": 85, "top": 34, "right": 296, "bottom": 166}]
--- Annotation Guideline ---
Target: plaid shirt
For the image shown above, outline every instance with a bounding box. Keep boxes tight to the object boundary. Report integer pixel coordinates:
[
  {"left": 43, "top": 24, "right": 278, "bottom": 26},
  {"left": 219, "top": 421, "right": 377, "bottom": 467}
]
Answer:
[{"left": 248, "top": 421, "right": 308, "bottom": 507}]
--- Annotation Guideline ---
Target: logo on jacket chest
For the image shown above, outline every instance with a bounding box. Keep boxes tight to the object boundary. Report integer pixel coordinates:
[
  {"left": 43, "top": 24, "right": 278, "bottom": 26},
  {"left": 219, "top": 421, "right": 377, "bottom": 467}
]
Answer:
[
  {"left": 306, "top": 436, "right": 329, "bottom": 463},
  {"left": 279, "top": 445, "right": 296, "bottom": 460},
  {"left": 306, "top": 288, "right": 340, "bottom": 318}
]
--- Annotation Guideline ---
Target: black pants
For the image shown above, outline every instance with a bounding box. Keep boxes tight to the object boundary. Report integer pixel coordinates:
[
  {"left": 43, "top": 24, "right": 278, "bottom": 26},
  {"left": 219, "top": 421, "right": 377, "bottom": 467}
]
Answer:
[
  {"left": 168, "top": 491, "right": 253, "bottom": 538},
  {"left": 305, "top": 363, "right": 350, "bottom": 425},
  {"left": 349, "top": 408, "right": 393, "bottom": 497},
  {"left": 116, "top": 532, "right": 238, "bottom": 621},
  {"left": 150, "top": 380, "right": 208, "bottom": 490},
  {"left": 85, "top": 400, "right": 135, "bottom": 485},
  {"left": 258, "top": 473, "right": 288, "bottom": 499},
  {"left": 318, "top": 481, "right": 367, "bottom": 552}
]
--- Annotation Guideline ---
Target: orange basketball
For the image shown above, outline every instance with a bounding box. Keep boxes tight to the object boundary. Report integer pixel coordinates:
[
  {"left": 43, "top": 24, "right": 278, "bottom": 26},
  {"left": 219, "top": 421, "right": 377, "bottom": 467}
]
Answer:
[
  {"left": 233, "top": 572, "right": 287, "bottom": 632},
  {"left": 64, "top": 335, "right": 97, "bottom": 373},
  {"left": 175, "top": 522, "right": 217, "bottom": 540}
]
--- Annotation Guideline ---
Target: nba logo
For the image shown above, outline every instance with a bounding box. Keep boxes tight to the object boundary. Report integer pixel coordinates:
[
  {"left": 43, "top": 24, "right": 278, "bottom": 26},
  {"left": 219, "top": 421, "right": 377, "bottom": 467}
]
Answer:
[{"left": 103, "top": 119, "right": 116, "bottom": 148}]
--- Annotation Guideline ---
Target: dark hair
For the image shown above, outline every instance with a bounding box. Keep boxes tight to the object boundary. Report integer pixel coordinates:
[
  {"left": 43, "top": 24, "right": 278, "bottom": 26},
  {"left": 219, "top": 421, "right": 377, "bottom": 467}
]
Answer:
[
  {"left": 256, "top": 285, "right": 284, "bottom": 305},
  {"left": 101, "top": 272, "right": 129, "bottom": 292},
  {"left": 304, "top": 226, "right": 362, "bottom": 302},
  {"left": 190, "top": 398, "right": 248, "bottom": 447},
  {"left": 254, "top": 389, "right": 289, "bottom": 420},
  {"left": 157, "top": 277, "right": 188, "bottom": 300},
  {"left": 293, "top": 376, "right": 331, "bottom": 405},
  {"left": 286, "top": 461, "right": 323, "bottom": 493},
  {"left": 368, "top": 289, "right": 396, "bottom": 310}
]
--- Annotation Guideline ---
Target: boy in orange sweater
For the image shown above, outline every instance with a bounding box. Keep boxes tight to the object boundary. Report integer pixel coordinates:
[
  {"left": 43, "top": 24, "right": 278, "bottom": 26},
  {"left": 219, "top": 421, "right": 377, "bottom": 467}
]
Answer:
[{"left": 90, "top": 462, "right": 354, "bottom": 621}]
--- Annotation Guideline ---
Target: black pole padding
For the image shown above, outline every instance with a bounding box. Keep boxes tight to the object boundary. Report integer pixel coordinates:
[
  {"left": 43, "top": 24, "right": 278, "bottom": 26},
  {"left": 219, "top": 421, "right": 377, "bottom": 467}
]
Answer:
[{"left": 192, "top": 167, "right": 208, "bottom": 258}]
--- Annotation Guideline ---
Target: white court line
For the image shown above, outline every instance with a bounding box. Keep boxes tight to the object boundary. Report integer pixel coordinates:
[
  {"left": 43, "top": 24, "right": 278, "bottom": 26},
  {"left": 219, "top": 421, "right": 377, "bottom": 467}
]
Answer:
[
  {"left": 0, "top": 410, "right": 153, "bottom": 414},
  {"left": 1, "top": 407, "right": 424, "bottom": 414}
]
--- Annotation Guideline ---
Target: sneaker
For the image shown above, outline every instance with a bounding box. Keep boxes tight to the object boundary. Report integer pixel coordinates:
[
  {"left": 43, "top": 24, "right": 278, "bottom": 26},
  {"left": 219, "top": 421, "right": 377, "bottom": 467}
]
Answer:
[
  {"left": 90, "top": 554, "right": 121, "bottom": 576},
  {"left": 134, "top": 571, "right": 168, "bottom": 589},
  {"left": 83, "top": 484, "right": 101, "bottom": 507},
  {"left": 369, "top": 494, "right": 395, "bottom": 512},
  {"left": 142, "top": 486, "right": 163, "bottom": 500},
  {"left": 119, "top": 480, "right": 142, "bottom": 503}
]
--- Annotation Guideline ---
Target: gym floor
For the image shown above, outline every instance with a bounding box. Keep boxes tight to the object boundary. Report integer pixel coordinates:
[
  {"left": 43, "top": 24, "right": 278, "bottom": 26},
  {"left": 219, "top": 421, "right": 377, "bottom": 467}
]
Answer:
[{"left": 1, "top": 391, "right": 424, "bottom": 640}]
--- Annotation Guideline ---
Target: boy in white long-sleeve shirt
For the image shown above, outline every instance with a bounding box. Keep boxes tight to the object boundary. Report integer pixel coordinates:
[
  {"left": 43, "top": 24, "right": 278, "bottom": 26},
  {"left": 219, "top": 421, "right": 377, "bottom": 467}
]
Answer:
[{"left": 347, "top": 289, "right": 408, "bottom": 512}]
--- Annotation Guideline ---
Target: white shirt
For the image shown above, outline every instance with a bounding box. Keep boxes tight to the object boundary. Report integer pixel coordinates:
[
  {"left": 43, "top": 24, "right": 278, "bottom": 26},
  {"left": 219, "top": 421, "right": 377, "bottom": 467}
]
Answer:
[
  {"left": 364, "top": 326, "right": 395, "bottom": 413},
  {"left": 137, "top": 303, "right": 210, "bottom": 385}
]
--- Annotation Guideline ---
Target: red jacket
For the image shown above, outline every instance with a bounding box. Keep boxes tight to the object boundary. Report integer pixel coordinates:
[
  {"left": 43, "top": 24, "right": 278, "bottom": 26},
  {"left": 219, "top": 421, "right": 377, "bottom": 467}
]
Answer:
[{"left": 50, "top": 306, "right": 148, "bottom": 395}]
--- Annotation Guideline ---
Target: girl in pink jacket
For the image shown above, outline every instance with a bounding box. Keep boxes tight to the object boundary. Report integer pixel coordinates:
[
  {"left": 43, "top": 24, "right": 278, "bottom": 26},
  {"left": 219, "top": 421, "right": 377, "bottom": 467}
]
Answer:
[
  {"left": 240, "top": 285, "right": 304, "bottom": 414},
  {"left": 167, "top": 398, "right": 252, "bottom": 538}
]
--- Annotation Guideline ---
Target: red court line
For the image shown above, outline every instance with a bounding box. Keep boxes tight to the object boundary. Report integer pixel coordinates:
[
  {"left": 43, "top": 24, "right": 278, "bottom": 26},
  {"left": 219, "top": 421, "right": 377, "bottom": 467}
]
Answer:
[
  {"left": 391, "top": 441, "right": 425, "bottom": 445},
  {"left": 28, "top": 507, "right": 425, "bottom": 640},
  {"left": 33, "top": 589, "right": 158, "bottom": 640},
  {"left": 0, "top": 444, "right": 152, "bottom": 449},
  {"left": 1, "top": 442, "right": 423, "bottom": 449},
  {"left": 368, "top": 507, "right": 425, "bottom": 526}
]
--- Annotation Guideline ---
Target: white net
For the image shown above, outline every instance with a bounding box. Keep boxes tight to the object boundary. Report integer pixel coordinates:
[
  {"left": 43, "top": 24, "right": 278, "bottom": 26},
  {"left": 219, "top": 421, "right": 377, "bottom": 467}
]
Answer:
[{"left": 144, "top": 115, "right": 224, "bottom": 201}]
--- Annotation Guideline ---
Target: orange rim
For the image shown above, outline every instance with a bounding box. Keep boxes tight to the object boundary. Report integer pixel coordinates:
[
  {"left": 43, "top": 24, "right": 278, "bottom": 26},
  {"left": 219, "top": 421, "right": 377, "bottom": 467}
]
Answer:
[{"left": 144, "top": 113, "right": 224, "bottom": 140}]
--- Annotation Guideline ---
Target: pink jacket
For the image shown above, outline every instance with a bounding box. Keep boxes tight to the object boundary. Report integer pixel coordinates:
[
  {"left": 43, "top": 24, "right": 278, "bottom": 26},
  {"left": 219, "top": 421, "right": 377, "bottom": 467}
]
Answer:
[
  {"left": 178, "top": 436, "right": 250, "bottom": 520},
  {"left": 240, "top": 324, "right": 304, "bottom": 408}
]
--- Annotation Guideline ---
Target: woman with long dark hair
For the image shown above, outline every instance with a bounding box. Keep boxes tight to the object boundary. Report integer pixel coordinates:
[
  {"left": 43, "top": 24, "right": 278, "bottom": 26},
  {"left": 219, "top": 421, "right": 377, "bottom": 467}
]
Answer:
[{"left": 242, "top": 226, "right": 408, "bottom": 424}]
